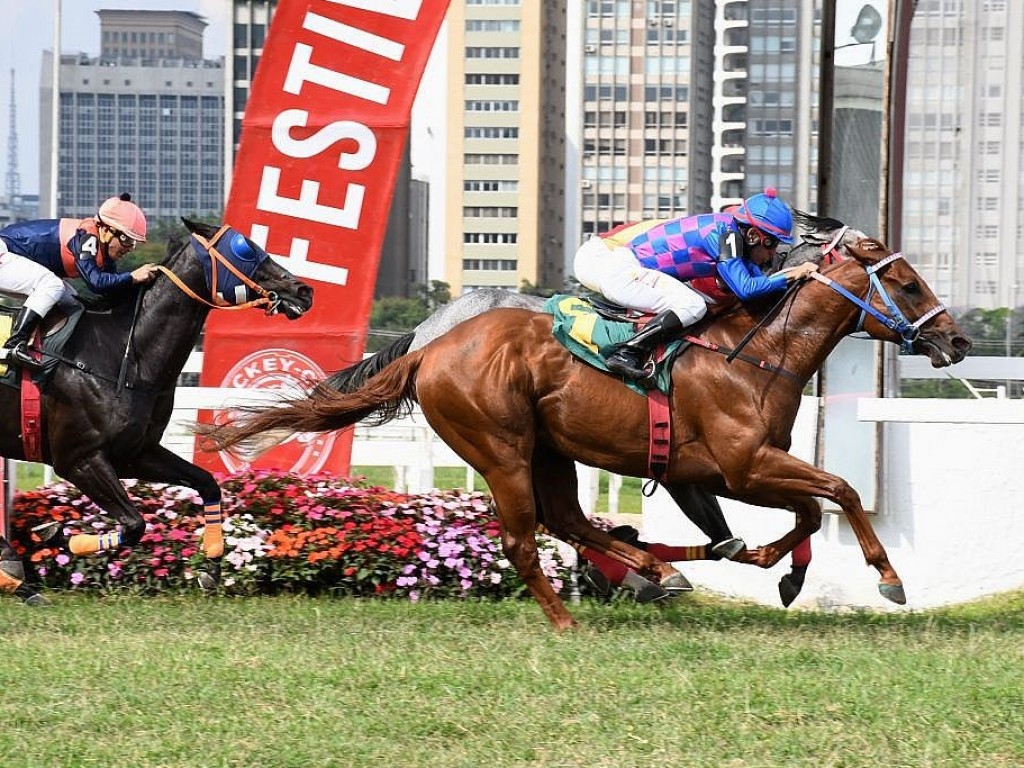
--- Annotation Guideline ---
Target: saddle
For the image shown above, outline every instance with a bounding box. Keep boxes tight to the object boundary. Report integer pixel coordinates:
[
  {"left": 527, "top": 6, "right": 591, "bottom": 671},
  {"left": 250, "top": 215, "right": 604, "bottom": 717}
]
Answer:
[
  {"left": 542, "top": 294, "right": 685, "bottom": 397},
  {"left": 0, "top": 300, "right": 84, "bottom": 387},
  {"left": 0, "top": 299, "right": 85, "bottom": 463},
  {"left": 542, "top": 294, "right": 676, "bottom": 482}
]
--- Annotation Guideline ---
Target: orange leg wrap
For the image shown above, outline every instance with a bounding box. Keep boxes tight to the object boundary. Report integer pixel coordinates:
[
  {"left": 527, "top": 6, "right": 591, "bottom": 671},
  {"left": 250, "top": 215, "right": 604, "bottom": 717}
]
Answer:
[
  {"left": 68, "top": 531, "right": 122, "bottom": 556},
  {"left": 0, "top": 569, "right": 22, "bottom": 594}
]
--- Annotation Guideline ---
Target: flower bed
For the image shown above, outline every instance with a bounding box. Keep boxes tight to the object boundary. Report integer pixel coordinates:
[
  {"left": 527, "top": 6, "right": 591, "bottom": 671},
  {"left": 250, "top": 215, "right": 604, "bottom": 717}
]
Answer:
[{"left": 8, "top": 470, "right": 585, "bottom": 599}]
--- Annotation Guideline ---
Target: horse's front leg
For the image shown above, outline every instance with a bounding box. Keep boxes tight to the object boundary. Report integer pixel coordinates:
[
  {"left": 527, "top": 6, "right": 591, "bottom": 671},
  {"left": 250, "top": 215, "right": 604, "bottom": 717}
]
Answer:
[
  {"left": 726, "top": 446, "right": 904, "bottom": 605},
  {"left": 124, "top": 444, "right": 225, "bottom": 591}
]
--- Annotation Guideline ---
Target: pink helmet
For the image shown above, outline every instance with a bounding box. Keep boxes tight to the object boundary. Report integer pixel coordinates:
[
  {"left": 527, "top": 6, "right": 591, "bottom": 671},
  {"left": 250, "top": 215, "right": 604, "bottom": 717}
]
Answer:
[{"left": 98, "top": 193, "right": 147, "bottom": 242}]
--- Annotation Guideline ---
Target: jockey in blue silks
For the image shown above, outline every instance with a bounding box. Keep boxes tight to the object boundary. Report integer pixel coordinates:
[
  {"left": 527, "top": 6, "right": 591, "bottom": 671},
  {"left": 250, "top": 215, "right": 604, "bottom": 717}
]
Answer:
[
  {"left": 572, "top": 187, "right": 820, "bottom": 381},
  {"left": 0, "top": 193, "right": 160, "bottom": 370}
]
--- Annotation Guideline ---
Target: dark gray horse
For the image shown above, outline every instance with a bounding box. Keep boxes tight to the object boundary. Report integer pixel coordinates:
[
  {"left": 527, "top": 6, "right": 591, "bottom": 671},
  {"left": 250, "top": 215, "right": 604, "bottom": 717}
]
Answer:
[{"left": 0, "top": 219, "right": 313, "bottom": 604}]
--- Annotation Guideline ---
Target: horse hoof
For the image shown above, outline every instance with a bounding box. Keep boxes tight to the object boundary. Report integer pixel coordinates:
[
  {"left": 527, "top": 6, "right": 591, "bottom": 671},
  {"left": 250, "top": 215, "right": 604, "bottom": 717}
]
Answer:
[
  {"left": 660, "top": 571, "right": 693, "bottom": 593},
  {"left": 0, "top": 559, "right": 25, "bottom": 581},
  {"left": 22, "top": 592, "right": 51, "bottom": 607},
  {"left": 581, "top": 565, "right": 613, "bottom": 599},
  {"left": 14, "top": 582, "right": 50, "bottom": 607},
  {"left": 878, "top": 582, "right": 907, "bottom": 605},
  {"left": 32, "top": 521, "right": 68, "bottom": 550},
  {"left": 711, "top": 537, "right": 746, "bottom": 561},
  {"left": 196, "top": 570, "right": 219, "bottom": 593},
  {"left": 634, "top": 582, "right": 671, "bottom": 604},
  {"left": 778, "top": 575, "right": 801, "bottom": 607}
]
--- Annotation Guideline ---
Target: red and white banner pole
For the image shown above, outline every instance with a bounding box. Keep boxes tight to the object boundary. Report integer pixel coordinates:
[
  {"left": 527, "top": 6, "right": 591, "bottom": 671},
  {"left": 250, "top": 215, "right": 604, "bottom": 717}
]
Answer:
[{"left": 197, "top": 0, "right": 450, "bottom": 476}]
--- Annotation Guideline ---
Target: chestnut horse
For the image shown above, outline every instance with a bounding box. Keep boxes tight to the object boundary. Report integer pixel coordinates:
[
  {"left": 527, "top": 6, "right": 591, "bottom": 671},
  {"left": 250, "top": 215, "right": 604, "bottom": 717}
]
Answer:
[{"left": 204, "top": 236, "right": 970, "bottom": 629}]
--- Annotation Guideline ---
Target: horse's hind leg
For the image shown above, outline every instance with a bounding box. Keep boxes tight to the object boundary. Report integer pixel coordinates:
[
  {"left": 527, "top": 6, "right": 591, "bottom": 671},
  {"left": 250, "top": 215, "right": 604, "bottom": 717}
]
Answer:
[
  {"left": 0, "top": 536, "right": 48, "bottom": 606},
  {"left": 427, "top": 421, "right": 576, "bottom": 629},
  {"left": 124, "top": 445, "right": 225, "bottom": 590},
  {"left": 530, "top": 448, "right": 687, "bottom": 595}
]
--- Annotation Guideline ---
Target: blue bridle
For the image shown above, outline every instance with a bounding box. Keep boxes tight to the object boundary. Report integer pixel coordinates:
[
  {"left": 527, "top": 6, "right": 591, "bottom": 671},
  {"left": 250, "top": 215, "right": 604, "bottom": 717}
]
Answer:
[{"left": 809, "top": 250, "right": 947, "bottom": 353}]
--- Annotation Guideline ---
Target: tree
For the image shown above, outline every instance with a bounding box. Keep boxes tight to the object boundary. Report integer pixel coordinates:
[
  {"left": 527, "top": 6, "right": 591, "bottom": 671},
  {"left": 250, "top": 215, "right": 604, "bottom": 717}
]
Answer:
[{"left": 365, "top": 282, "right": 452, "bottom": 352}]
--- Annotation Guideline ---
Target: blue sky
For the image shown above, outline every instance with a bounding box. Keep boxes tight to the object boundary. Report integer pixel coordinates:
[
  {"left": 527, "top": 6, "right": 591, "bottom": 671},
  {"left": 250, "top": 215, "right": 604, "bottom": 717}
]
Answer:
[{"left": 1, "top": 0, "right": 229, "bottom": 195}]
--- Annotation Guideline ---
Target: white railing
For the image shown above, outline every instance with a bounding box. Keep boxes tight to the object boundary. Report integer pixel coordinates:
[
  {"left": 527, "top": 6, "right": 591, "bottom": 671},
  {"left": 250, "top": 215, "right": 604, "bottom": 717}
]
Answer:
[{"left": 162, "top": 354, "right": 623, "bottom": 513}]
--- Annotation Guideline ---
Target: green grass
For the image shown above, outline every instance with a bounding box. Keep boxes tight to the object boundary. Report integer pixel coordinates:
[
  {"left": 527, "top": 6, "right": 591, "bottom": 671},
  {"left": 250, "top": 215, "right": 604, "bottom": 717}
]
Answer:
[{"left": 0, "top": 592, "right": 1021, "bottom": 768}]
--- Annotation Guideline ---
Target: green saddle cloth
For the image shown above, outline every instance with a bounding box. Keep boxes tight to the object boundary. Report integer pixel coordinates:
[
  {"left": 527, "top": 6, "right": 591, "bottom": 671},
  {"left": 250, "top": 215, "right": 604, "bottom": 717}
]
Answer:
[{"left": 543, "top": 294, "right": 681, "bottom": 396}]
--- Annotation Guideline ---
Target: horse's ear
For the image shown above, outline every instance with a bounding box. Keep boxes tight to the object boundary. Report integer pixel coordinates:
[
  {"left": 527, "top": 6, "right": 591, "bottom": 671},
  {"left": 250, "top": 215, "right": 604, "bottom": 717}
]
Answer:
[
  {"left": 792, "top": 209, "right": 847, "bottom": 243},
  {"left": 849, "top": 238, "right": 889, "bottom": 263},
  {"left": 180, "top": 217, "right": 219, "bottom": 239}
]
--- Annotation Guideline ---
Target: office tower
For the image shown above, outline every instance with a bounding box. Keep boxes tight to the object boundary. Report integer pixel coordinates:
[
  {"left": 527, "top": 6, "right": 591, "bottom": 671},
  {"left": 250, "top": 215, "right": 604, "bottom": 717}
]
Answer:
[
  {"left": 39, "top": 10, "right": 224, "bottom": 220},
  {"left": 902, "top": 0, "right": 1024, "bottom": 310},
  {"left": 444, "top": 0, "right": 567, "bottom": 295},
  {"left": 732, "top": 0, "right": 819, "bottom": 211},
  {"left": 579, "top": 0, "right": 716, "bottom": 237}
]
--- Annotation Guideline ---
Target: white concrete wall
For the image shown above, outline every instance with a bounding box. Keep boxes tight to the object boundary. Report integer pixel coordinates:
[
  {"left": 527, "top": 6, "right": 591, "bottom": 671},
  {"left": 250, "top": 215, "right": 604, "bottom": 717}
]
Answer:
[{"left": 642, "top": 397, "right": 1024, "bottom": 610}]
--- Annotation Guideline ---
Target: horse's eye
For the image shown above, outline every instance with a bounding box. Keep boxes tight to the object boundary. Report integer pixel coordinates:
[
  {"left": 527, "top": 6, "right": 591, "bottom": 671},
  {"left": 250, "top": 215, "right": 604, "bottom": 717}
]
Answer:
[{"left": 904, "top": 281, "right": 920, "bottom": 294}]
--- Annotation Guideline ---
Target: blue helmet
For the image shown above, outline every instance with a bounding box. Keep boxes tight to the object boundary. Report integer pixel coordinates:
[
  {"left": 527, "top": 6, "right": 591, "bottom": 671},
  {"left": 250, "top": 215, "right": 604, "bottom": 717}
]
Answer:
[{"left": 733, "top": 187, "right": 795, "bottom": 244}]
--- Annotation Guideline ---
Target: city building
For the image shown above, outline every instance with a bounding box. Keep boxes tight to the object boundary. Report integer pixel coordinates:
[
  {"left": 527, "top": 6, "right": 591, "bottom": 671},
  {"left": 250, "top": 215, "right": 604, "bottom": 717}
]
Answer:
[
  {"left": 443, "top": 0, "right": 567, "bottom": 295},
  {"left": 39, "top": 10, "right": 224, "bottom": 220},
  {"left": 901, "top": 0, "right": 1024, "bottom": 311}
]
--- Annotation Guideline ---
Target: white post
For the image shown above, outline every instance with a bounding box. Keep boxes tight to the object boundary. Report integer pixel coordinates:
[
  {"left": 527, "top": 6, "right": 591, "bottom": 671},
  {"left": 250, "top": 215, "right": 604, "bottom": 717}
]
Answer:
[
  {"left": 608, "top": 473, "right": 622, "bottom": 515},
  {"left": 49, "top": 0, "right": 61, "bottom": 216}
]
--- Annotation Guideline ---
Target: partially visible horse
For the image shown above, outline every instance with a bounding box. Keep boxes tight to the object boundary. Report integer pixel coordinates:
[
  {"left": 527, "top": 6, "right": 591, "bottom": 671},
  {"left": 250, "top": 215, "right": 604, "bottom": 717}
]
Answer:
[
  {"left": 204, "top": 225, "right": 971, "bottom": 629},
  {"left": 0, "top": 219, "right": 313, "bottom": 604}
]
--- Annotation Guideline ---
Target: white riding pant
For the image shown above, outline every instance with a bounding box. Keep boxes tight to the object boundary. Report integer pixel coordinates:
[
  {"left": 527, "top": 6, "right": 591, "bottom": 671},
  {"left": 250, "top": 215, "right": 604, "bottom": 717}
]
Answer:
[
  {"left": 572, "top": 236, "right": 708, "bottom": 325},
  {"left": 0, "top": 239, "right": 72, "bottom": 316}
]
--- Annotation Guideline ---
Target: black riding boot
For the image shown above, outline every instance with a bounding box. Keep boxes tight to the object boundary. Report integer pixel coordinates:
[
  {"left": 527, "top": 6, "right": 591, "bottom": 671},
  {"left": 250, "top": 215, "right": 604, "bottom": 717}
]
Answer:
[
  {"left": 2, "top": 308, "right": 45, "bottom": 371},
  {"left": 603, "top": 310, "right": 683, "bottom": 381}
]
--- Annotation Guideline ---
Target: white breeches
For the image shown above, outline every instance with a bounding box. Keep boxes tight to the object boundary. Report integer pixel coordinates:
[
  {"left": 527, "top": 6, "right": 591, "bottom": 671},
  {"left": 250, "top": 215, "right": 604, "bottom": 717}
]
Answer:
[
  {"left": 0, "top": 241, "right": 71, "bottom": 316},
  {"left": 572, "top": 236, "right": 708, "bottom": 325}
]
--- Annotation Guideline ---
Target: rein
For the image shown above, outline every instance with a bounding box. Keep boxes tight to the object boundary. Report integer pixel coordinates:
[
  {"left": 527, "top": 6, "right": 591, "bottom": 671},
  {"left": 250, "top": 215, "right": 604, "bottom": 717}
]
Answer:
[
  {"left": 809, "top": 251, "right": 947, "bottom": 353},
  {"left": 156, "top": 225, "right": 277, "bottom": 313}
]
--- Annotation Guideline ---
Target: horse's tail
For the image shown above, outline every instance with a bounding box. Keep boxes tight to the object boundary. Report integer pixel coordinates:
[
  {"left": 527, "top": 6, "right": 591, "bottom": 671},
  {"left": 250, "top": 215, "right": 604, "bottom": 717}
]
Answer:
[
  {"left": 324, "top": 332, "right": 415, "bottom": 393},
  {"left": 198, "top": 350, "right": 423, "bottom": 454}
]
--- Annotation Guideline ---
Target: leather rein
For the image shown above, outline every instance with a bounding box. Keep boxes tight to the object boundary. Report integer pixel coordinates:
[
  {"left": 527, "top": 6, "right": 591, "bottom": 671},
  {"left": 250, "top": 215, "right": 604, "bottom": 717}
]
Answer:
[
  {"left": 156, "top": 225, "right": 279, "bottom": 314},
  {"left": 692, "top": 232, "right": 947, "bottom": 379}
]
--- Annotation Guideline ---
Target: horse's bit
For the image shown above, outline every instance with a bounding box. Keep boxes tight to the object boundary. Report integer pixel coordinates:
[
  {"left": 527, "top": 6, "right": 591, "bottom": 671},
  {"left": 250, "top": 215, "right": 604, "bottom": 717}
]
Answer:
[{"left": 809, "top": 251, "right": 946, "bottom": 353}]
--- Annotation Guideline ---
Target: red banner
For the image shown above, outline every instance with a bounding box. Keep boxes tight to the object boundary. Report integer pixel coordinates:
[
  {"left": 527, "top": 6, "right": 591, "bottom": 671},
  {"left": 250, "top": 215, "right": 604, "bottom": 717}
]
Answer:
[{"left": 197, "top": 0, "right": 450, "bottom": 475}]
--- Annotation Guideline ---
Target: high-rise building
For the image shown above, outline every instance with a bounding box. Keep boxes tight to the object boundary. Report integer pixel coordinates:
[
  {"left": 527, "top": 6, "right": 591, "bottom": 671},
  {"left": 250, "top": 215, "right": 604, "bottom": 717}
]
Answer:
[
  {"left": 901, "top": 0, "right": 1024, "bottom": 311},
  {"left": 444, "top": 0, "right": 567, "bottom": 295},
  {"left": 39, "top": 10, "right": 224, "bottom": 220},
  {"left": 579, "top": 0, "right": 716, "bottom": 238},
  {"left": 732, "top": 0, "right": 820, "bottom": 211}
]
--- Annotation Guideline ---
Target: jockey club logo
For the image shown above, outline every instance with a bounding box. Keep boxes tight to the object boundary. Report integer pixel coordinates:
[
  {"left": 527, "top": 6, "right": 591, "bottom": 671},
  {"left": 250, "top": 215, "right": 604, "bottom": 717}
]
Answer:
[{"left": 215, "top": 348, "right": 335, "bottom": 475}]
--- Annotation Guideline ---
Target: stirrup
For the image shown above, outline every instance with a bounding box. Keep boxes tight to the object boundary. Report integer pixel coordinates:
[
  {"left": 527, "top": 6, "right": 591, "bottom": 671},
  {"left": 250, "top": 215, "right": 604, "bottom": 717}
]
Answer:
[
  {"left": 3, "top": 342, "right": 43, "bottom": 371},
  {"left": 604, "top": 350, "right": 654, "bottom": 381}
]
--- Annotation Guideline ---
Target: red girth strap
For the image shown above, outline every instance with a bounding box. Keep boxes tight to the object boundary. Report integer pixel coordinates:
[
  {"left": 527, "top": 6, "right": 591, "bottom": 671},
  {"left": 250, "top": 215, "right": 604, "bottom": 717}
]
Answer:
[
  {"left": 647, "top": 389, "right": 671, "bottom": 482},
  {"left": 20, "top": 332, "right": 44, "bottom": 462}
]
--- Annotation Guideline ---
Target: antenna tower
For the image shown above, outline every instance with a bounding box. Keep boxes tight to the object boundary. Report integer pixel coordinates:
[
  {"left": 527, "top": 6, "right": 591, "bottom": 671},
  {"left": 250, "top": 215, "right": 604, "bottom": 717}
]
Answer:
[{"left": 5, "top": 68, "right": 20, "bottom": 201}]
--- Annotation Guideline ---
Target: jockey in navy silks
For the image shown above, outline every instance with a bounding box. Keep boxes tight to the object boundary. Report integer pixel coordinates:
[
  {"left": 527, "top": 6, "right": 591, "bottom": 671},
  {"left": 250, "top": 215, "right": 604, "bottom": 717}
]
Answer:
[
  {"left": 572, "top": 187, "right": 820, "bottom": 381},
  {"left": 0, "top": 193, "right": 161, "bottom": 370}
]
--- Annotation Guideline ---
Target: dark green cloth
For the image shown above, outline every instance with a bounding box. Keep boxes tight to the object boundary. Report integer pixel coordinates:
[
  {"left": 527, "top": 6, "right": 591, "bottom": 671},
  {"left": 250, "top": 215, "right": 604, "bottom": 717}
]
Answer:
[{"left": 543, "top": 294, "right": 681, "bottom": 396}]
